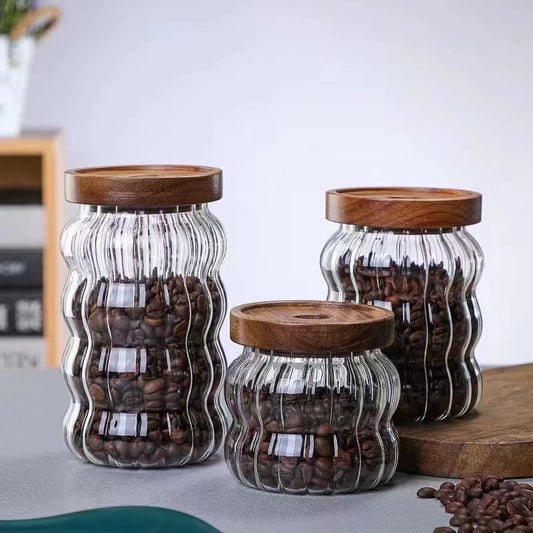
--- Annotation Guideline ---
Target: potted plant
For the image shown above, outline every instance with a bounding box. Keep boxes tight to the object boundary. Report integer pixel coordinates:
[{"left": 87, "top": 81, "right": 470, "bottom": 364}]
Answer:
[{"left": 0, "top": 1, "right": 60, "bottom": 136}]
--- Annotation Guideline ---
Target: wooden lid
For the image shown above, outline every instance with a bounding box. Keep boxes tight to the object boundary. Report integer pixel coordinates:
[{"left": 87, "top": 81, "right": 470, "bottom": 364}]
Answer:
[
  {"left": 65, "top": 165, "right": 222, "bottom": 207},
  {"left": 326, "top": 187, "right": 482, "bottom": 229},
  {"left": 230, "top": 301, "right": 394, "bottom": 354}
]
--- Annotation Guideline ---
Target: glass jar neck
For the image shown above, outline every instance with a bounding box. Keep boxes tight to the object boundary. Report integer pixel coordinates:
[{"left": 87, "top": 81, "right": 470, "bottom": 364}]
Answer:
[
  {"left": 340, "top": 224, "right": 465, "bottom": 235},
  {"left": 82, "top": 203, "right": 209, "bottom": 215},
  {"left": 256, "top": 347, "right": 363, "bottom": 359}
]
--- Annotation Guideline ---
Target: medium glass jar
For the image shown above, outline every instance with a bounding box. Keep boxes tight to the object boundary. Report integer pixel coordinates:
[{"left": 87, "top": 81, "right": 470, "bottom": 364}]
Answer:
[
  {"left": 60, "top": 165, "right": 228, "bottom": 467},
  {"left": 321, "top": 187, "right": 483, "bottom": 423},
  {"left": 225, "top": 300, "right": 400, "bottom": 494}
]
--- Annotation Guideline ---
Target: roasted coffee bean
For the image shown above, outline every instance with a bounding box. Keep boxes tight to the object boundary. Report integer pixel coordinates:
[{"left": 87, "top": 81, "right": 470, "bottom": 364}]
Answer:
[
  {"left": 451, "top": 513, "right": 471, "bottom": 526},
  {"left": 74, "top": 275, "right": 226, "bottom": 466},
  {"left": 314, "top": 436, "right": 334, "bottom": 457},
  {"left": 486, "top": 518, "right": 504, "bottom": 532},
  {"left": 418, "top": 487, "right": 437, "bottom": 498},
  {"left": 512, "top": 515, "right": 528, "bottom": 526},
  {"left": 349, "top": 254, "right": 481, "bottom": 422},
  {"left": 446, "top": 501, "right": 466, "bottom": 514},
  {"left": 441, "top": 482, "right": 456, "bottom": 491},
  {"left": 435, "top": 528, "right": 456, "bottom": 533},
  {"left": 418, "top": 477, "right": 533, "bottom": 533},
  {"left": 226, "top": 349, "right": 397, "bottom": 494}
]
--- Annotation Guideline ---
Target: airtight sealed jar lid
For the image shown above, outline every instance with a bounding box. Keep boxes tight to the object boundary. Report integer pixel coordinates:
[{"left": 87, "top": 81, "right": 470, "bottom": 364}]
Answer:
[
  {"left": 65, "top": 165, "right": 222, "bottom": 207},
  {"left": 326, "top": 187, "right": 482, "bottom": 229},
  {"left": 230, "top": 300, "right": 394, "bottom": 354}
]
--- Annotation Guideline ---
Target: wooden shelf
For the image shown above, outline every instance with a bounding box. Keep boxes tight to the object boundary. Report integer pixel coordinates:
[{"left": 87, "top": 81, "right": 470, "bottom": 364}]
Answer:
[{"left": 0, "top": 130, "right": 64, "bottom": 367}]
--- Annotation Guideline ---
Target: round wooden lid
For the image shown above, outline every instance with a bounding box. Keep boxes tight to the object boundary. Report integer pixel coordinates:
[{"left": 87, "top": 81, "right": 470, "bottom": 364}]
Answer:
[
  {"left": 326, "top": 187, "right": 482, "bottom": 229},
  {"left": 230, "top": 301, "right": 394, "bottom": 354},
  {"left": 65, "top": 165, "right": 222, "bottom": 207}
]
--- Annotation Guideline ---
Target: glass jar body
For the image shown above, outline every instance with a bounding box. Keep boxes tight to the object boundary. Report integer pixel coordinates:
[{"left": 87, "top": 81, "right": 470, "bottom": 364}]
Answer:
[
  {"left": 60, "top": 204, "right": 227, "bottom": 467},
  {"left": 321, "top": 225, "right": 483, "bottom": 423},
  {"left": 224, "top": 347, "right": 400, "bottom": 494}
]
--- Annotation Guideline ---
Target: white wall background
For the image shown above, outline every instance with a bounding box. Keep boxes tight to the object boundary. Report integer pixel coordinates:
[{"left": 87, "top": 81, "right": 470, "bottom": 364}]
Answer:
[{"left": 24, "top": 0, "right": 533, "bottom": 365}]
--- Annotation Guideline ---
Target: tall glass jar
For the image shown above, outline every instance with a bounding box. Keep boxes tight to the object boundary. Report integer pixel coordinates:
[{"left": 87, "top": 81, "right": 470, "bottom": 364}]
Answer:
[
  {"left": 225, "top": 301, "right": 400, "bottom": 494},
  {"left": 60, "top": 165, "right": 228, "bottom": 467},
  {"left": 321, "top": 187, "right": 483, "bottom": 423}
]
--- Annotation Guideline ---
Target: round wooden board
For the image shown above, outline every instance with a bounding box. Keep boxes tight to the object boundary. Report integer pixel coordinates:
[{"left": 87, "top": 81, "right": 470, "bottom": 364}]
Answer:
[{"left": 397, "top": 364, "right": 533, "bottom": 478}]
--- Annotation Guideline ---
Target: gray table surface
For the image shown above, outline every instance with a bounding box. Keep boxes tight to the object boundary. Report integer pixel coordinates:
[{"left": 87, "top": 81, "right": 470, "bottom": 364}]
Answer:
[{"left": 0, "top": 369, "right": 526, "bottom": 533}]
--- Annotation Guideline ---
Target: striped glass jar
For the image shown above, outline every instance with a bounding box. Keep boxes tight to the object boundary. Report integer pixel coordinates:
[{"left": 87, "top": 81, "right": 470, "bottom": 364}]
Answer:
[
  {"left": 60, "top": 165, "right": 228, "bottom": 467},
  {"left": 321, "top": 187, "right": 483, "bottom": 423},
  {"left": 225, "top": 301, "right": 400, "bottom": 494}
]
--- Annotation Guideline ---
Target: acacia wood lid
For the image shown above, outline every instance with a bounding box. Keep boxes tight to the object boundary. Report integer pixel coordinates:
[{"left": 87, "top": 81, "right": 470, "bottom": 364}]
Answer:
[
  {"left": 230, "top": 301, "right": 394, "bottom": 354},
  {"left": 326, "top": 187, "right": 482, "bottom": 229},
  {"left": 65, "top": 165, "right": 222, "bottom": 207}
]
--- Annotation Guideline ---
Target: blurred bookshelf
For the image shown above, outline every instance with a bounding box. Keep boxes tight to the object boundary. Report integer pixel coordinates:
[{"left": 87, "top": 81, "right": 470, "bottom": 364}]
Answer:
[{"left": 0, "top": 130, "right": 64, "bottom": 368}]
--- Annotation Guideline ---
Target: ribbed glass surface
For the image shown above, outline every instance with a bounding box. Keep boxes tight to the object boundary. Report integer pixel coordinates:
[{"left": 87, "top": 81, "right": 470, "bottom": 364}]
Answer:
[
  {"left": 224, "top": 348, "right": 400, "bottom": 494},
  {"left": 60, "top": 204, "right": 227, "bottom": 467},
  {"left": 320, "top": 226, "right": 483, "bottom": 423}
]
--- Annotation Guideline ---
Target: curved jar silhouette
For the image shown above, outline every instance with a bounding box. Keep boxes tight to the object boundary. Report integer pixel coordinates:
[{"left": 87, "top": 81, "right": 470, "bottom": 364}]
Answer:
[
  {"left": 321, "top": 187, "right": 483, "bottom": 423},
  {"left": 225, "top": 301, "right": 400, "bottom": 494},
  {"left": 60, "top": 165, "right": 228, "bottom": 467}
]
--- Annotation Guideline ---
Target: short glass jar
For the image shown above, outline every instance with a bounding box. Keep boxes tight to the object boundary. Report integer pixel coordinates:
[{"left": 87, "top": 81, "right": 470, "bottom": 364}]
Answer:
[
  {"left": 321, "top": 187, "right": 483, "bottom": 423},
  {"left": 225, "top": 300, "right": 400, "bottom": 494},
  {"left": 60, "top": 165, "right": 227, "bottom": 467}
]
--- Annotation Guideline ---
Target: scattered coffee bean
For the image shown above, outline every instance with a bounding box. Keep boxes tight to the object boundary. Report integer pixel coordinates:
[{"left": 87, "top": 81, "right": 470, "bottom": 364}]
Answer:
[
  {"left": 418, "top": 476, "right": 533, "bottom": 533},
  {"left": 446, "top": 502, "right": 466, "bottom": 514},
  {"left": 418, "top": 487, "right": 437, "bottom": 498}
]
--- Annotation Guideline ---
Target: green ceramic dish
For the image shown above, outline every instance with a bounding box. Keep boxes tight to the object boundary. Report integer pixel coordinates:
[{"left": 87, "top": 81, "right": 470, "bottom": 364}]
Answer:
[{"left": 0, "top": 506, "right": 220, "bottom": 532}]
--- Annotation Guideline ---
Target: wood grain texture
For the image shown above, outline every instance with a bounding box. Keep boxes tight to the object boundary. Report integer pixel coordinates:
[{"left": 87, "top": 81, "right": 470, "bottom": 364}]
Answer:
[
  {"left": 230, "top": 300, "right": 394, "bottom": 354},
  {"left": 65, "top": 165, "right": 222, "bottom": 207},
  {"left": 397, "top": 364, "right": 533, "bottom": 478},
  {"left": 326, "top": 187, "right": 482, "bottom": 229},
  {"left": 0, "top": 130, "right": 64, "bottom": 367}
]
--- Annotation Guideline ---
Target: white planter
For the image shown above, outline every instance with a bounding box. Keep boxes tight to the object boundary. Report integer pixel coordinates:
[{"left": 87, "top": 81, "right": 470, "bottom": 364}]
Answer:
[{"left": 0, "top": 35, "right": 35, "bottom": 137}]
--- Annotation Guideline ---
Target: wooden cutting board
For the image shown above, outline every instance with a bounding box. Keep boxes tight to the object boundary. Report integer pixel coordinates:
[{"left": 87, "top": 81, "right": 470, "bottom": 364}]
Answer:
[{"left": 397, "top": 364, "right": 533, "bottom": 478}]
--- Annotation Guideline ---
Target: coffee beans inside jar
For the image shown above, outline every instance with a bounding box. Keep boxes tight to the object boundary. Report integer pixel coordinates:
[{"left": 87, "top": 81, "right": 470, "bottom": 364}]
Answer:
[
  {"left": 61, "top": 166, "right": 228, "bottom": 467},
  {"left": 322, "top": 187, "right": 484, "bottom": 422},
  {"left": 225, "top": 301, "right": 400, "bottom": 494}
]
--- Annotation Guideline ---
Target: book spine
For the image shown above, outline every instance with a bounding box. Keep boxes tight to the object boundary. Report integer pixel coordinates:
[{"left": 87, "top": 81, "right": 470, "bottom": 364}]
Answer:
[
  {"left": 0, "top": 249, "right": 42, "bottom": 288},
  {"left": 0, "top": 337, "right": 46, "bottom": 368},
  {"left": 0, "top": 289, "right": 43, "bottom": 336}
]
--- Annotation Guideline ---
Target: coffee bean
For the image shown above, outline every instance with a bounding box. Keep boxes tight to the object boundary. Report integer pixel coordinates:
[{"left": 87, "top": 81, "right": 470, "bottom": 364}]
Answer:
[
  {"left": 348, "top": 251, "right": 482, "bottom": 422},
  {"left": 446, "top": 501, "right": 466, "bottom": 514},
  {"left": 89, "top": 382, "right": 106, "bottom": 403},
  {"left": 76, "top": 274, "right": 226, "bottom": 467},
  {"left": 314, "top": 436, "right": 333, "bottom": 457},
  {"left": 469, "top": 488, "right": 485, "bottom": 499},
  {"left": 486, "top": 518, "right": 504, "bottom": 532},
  {"left": 316, "top": 423, "right": 332, "bottom": 436},
  {"left": 144, "top": 378, "right": 165, "bottom": 396},
  {"left": 451, "top": 513, "right": 470, "bottom": 526},
  {"left": 441, "top": 482, "right": 456, "bottom": 491},
  {"left": 434, "top": 528, "right": 455, "bottom": 533},
  {"left": 417, "top": 487, "right": 437, "bottom": 498},
  {"left": 419, "top": 476, "right": 533, "bottom": 533},
  {"left": 512, "top": 515, "right": 528, "bottom": 526}
]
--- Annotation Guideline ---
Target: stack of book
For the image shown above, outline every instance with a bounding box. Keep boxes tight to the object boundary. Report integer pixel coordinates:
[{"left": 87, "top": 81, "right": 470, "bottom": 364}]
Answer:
[{"left": 0, "top": 205, "right": 45, "bottom": 368}]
